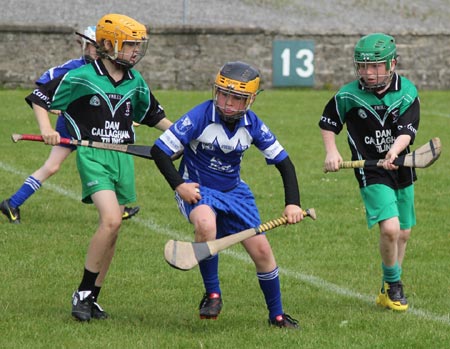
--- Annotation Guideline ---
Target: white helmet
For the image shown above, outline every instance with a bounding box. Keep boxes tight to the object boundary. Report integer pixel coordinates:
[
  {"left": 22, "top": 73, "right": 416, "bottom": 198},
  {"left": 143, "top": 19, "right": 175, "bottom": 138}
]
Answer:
[{"left": 81, "top": 25, "right": 96, "bottom": 51}]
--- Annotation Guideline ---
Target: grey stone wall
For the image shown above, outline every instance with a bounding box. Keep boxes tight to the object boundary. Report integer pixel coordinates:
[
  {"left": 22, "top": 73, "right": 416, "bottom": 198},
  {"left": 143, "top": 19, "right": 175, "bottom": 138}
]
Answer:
[{"left": 1, "top": 24, "right": 449, "bottom": 90}]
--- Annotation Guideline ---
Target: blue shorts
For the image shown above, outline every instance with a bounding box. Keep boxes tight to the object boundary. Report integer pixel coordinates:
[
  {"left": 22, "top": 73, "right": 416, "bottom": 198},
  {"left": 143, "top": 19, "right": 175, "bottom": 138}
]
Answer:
[
  {"left": 176, "top": 181, "right": 261, "bottom": 238},
  {"left": 55, "top": 115, "right": 76, "bottom": 151}
]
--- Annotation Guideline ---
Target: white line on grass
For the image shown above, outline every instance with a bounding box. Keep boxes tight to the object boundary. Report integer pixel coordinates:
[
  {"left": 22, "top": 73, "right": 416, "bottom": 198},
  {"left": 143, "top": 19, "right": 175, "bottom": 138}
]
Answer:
[
  {"left": 0, "top": 161, "right": 79, "bottom": 201},
  {"left": 427, "top": 111, "right": 450, "bottom": 118},
  {"left": 2, "top": 160, "right": 450, "bottom": 326}
]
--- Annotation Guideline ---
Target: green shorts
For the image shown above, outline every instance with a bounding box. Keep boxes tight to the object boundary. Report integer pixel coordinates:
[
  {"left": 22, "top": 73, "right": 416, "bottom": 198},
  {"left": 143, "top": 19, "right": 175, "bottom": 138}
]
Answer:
[
  {"left": 360, "top": 184, "right": 416, "bottom": 229},
  {"left": 76, "top": 147, "right": 136, "bottom": 204}
]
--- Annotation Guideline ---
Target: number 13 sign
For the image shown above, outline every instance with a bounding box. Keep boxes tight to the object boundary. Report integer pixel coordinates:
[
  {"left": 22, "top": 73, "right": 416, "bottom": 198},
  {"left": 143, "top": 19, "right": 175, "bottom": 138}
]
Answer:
[{"left": 272, "top": 40, "right": 315, "bottom": 87}]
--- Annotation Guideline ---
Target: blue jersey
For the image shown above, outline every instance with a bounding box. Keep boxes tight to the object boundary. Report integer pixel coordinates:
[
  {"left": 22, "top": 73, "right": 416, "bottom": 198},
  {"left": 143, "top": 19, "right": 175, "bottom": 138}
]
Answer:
[
  {"left": 36, "top": 57, "right": 86, "bottom": 85},
  {"left": 35, "top": 56, "right": 87, "bottom": 148},
  {"left": 155, "top": 100, "right": 288, "bottom": 191}
]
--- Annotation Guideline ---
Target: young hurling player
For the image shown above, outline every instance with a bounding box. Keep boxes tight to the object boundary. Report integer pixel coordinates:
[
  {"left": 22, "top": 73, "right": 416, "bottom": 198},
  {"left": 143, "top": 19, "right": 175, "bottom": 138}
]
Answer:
[
  {"left": 318, "top": 33, "right": 420, "bottom": 311},
  {"left": 0, "top": 26, "right": 140, "bottom": 224},
  {"left": 151, "top": 61, "right": 304, "bottom": 329},
  {"left": 25, "top": 14, "right": 172, "bottom": 321}
]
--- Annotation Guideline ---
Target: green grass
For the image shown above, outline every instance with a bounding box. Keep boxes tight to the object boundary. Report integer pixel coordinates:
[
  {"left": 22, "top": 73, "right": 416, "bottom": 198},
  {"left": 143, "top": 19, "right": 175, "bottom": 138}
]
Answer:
[{"left": 0, "top": 89, "right": 449, "bottom": 348}]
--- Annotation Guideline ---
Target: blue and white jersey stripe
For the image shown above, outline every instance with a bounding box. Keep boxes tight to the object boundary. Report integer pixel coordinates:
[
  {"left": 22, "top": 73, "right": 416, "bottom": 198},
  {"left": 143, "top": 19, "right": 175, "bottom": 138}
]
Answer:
[
  {"left": 155, "top": 100, "right": 288, "bottom": 191},
  {"left": 36, "top": 57, "right": 86, "bottom": 85}
]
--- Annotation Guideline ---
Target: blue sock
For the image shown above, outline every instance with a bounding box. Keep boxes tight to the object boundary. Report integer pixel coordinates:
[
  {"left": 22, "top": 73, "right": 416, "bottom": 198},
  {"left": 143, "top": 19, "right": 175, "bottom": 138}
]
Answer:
[
  {"left": 257, "top": 267, "right": 283, "bottom": 320},
  {"left": 199, "top": 254, "right": 221, "bottom": 294},
  {"left": 9, "top": 176, "right": 42, "bottom": 208}
]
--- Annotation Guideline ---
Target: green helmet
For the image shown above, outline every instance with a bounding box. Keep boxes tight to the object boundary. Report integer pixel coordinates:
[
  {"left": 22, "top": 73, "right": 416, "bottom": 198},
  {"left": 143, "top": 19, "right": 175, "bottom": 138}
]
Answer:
[{"left": 354, "top": 33, "right": 397, "bottom": 90}]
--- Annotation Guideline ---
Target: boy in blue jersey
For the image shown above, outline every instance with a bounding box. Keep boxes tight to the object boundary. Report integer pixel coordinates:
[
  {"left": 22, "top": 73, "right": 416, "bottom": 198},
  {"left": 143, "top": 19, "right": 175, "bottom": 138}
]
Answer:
[
  {"left": 151, "top": 61, "right": 304, "bottom": 329},
  {"left": 318, "top": 33, "right": 420, "bottom": 311},
  {"left": 0, "top": 26, "right": 139, "bottom": 224}
]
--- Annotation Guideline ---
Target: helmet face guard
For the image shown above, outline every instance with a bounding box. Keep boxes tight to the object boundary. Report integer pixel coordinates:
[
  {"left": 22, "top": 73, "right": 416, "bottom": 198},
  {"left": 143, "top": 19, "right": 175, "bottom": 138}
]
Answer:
[
  {"left": 213, "top": 86, "right": 255, "bottom": 122},
  {"left": 96, "top": 14, "right": 148, "bottom": 68},
  {"left": 354, "top": 33, "right": 397, "bottom": 91},
  {"left": 113, "top": 39, "right": 148, "bottom": 68},
  {"left": 213, "top": 61, "right": 260, "bottom": 122}
]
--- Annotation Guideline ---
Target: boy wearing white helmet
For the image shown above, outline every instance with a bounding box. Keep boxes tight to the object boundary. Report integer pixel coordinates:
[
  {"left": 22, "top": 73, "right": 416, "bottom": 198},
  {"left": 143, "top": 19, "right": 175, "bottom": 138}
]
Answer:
[{"left": 1, "top": 26, "right": 140, "bottom": 225}]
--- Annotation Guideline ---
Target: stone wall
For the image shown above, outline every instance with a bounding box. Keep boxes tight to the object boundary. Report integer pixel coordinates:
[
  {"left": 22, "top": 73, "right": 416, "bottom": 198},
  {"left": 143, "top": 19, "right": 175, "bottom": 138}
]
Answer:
[{"left": 1, "top": 24, "right": 449, "bottom": 90}]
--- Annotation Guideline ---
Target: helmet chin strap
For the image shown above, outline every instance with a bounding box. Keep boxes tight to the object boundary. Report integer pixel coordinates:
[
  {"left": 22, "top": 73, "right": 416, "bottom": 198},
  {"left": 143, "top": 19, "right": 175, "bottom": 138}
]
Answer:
[
  {"left": 361, "top": 80, "right": 385, "bottom": 92},
  {"left": 112, "top": 58, "right": 132, "bottom": 69},
  {"left": 216, "top": 106, "right": 244, "bottom": 123},
  {"left": 219, "top": 111, "right": 243, "bottom": 123},
  {"left": 221, "top": 116, "right": 239, "bottom": 124},
  {"left": 83, "top": 55, "right": 94, "bottom": 64}
]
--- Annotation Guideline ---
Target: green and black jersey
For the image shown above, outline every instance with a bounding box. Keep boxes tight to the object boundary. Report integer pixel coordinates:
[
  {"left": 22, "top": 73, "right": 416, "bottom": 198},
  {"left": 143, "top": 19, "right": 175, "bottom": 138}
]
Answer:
[
  {"left": 26, "top": 59, "right": 166, "bottom": 144},
  {"left": 319, "top": 73, "right": 420, "bottom": 189}
]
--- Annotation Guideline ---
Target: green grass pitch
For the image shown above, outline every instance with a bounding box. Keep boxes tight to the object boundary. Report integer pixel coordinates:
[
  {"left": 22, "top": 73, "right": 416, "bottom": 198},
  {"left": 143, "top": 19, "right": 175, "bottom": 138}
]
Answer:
[{"left": 0, "top": 88, "right": 449, "bottom": 348}]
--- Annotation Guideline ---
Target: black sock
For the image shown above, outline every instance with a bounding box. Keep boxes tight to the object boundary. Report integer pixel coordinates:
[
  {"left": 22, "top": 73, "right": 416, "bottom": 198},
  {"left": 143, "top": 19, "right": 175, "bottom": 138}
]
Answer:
[
  {"left": 92, "top": 286, "right": 102, "bottom": 302},
  {"left": 78, "top": 268, "right": 99, "bottom": 293}
]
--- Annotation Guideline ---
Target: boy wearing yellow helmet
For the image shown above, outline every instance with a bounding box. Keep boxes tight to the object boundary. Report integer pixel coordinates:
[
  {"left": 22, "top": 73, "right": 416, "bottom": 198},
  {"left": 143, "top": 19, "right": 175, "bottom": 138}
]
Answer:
[
  {"left": 151, "top": 61, "right": 304, "bottom": 329},
  {"left": 25, "top": 14, "right": 173, "bottom": 322}
]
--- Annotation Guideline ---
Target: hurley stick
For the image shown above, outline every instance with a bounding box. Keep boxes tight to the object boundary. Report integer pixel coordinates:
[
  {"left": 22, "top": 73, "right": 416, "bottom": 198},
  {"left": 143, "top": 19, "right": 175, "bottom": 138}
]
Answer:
[
  {"left": 12, "top": 133, "right": 153, "bottom": 160},
  {"left": 164, "top": 208, "right": 316, "bottom": 271},
  {"left": 324, "top": 137, "right": 441, "bottom": 172}
]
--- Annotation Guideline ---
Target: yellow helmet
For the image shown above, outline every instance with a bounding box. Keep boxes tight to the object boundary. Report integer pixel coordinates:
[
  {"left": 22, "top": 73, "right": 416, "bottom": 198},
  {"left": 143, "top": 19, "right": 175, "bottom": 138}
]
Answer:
[
  {"left": 213, "top": 61, "right": 260, "bottom": 121},
  {"left": 96, "top": 14, "right": 148, "bottom": 67}
]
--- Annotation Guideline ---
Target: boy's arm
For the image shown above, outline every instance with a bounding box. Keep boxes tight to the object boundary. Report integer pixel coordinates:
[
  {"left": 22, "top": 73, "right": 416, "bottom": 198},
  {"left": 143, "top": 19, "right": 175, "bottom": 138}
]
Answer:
[
  {"left": 383, "top": 134, "right": 412, "bottom": 170},
  {"left": 150, "top": 145, "right": 184, "bottom": 190},
  {"left": 150, "top": 145, "right": 200, "bottom": 204},
  {"left": 154, "top": 118, "right": 173, "bottom": 132},
  {"left": 321, "top": 129, "right": 342, "bottom": 172},
  {"left": 274, "top": 156, "right": 303, "bottom": 224},
  {"left": 32, "top": 103, "right": 60, "bottom": 145}
]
